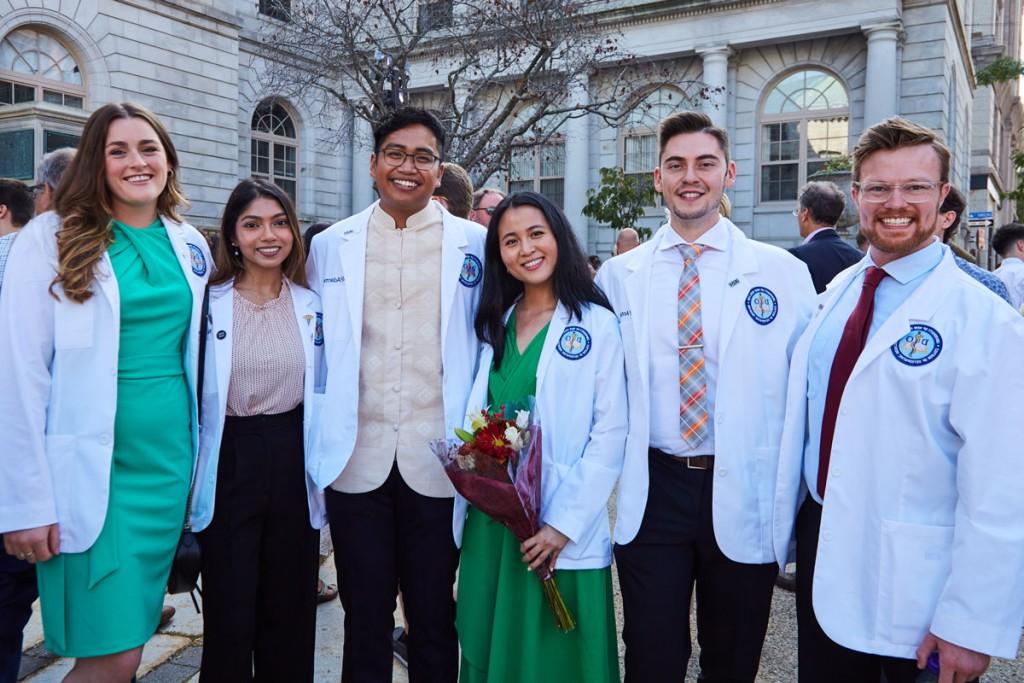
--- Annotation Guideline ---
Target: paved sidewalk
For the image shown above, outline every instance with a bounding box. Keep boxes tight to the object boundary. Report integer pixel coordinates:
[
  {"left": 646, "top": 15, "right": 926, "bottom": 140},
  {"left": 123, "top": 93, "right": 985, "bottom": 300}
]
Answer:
[{"left": 17, "top": 556, "right": 1024, "bottom": 682}]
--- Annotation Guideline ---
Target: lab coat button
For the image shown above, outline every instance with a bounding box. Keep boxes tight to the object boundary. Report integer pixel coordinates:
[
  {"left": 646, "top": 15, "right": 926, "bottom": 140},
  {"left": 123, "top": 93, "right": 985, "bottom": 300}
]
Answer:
[
  {"left": 392, "top": 385, "right": 400, "bottom": 393},
  {"left": 822, "top": 531, "right": 832, "bottom": 542},
  {"left": 99, "top": 433, "right": 112, "bottom": 446},
  {"left": 394, "top": 342, "right": 402, "bottom": 350},
  {"left": 393, "top": 425, "right": 399, "bottom": 432},
  {"left": 831, "top": 467, "right": 841, "bottom": 478},
  {"left": 717, "top": 467, "right": 727, "bottom": 477}
]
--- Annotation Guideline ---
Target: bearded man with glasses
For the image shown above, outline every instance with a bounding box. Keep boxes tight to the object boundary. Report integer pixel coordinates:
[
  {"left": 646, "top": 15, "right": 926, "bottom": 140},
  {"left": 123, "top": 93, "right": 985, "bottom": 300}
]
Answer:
[
  {"left": 306, "top": 108, "right": 487, "bottom": 682},
  {"left": 773, "top": 116, "right": 1024, "bottom": 683}
]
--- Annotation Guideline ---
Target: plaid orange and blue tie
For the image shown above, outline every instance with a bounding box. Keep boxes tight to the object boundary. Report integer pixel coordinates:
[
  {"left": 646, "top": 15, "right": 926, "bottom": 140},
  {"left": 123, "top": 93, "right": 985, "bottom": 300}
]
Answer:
[{"left": 677, "top": 243, "right": 708, "bottom": 448}]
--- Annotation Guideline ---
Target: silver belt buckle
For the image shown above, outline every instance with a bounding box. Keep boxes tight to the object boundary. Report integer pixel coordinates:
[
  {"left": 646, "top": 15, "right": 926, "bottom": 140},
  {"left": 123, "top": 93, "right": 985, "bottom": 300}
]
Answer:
[{"left": 686, "top": 456, "right": 708, "bottom": 470}]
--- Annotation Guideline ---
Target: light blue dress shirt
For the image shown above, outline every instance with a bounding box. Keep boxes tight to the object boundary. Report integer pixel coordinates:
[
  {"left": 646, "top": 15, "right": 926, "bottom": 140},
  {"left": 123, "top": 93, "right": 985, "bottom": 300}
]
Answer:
[{"left": 802, "top": 239, "right": 945, "bottom": 502}]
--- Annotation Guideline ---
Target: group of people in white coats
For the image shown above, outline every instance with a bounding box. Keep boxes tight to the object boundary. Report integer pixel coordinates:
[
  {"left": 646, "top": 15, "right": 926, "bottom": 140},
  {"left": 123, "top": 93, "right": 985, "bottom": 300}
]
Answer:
[{"left": 0, "top": 98, "right": 1022, "bottom": 683}]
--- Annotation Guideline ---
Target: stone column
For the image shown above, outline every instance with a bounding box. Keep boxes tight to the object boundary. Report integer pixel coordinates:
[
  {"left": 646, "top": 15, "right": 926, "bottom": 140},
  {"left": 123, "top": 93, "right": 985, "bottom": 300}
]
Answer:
[
  {"left": 562, "top": 78, "right": 591, "bottom": 250},
  {"left": 698, "top": 46, "right": 732, "bottom": 128},
  {"left": 862, "top": 22, "right": 902, "bottom": 125},
  {"left": 350, "top": 111, "right": 375, "bottom": 213}
]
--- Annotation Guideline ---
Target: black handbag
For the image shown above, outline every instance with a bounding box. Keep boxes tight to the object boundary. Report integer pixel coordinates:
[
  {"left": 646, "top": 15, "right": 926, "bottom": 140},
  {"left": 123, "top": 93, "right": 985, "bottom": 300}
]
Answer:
[{"left": 167, "top": 286, "right": 209, "bottom": 607}]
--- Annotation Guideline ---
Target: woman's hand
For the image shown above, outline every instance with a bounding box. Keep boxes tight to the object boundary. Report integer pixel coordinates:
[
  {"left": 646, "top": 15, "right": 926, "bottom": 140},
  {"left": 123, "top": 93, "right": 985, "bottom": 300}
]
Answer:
[
  {"left": 4, "top": 524, "right": 60, "bottom": 564},
  {"left": 520, "top": 524, "right": 569, "bottom": 572}
]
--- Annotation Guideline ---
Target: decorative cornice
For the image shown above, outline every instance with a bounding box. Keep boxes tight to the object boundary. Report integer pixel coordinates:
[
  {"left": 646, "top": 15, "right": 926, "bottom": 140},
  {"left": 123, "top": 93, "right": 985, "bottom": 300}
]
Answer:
[{"left": 592, "top": 0, "right": 786, "bottom": 30}]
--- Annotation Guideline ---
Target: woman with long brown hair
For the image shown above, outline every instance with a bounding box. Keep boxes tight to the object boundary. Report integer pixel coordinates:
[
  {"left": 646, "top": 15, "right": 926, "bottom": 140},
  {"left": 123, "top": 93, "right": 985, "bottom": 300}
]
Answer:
[
  {"left": 0, "top": 102, "right": 210, "bottom": 682},
  {"left": 190, "top": 178, "right": 325, "bottom": 681}
]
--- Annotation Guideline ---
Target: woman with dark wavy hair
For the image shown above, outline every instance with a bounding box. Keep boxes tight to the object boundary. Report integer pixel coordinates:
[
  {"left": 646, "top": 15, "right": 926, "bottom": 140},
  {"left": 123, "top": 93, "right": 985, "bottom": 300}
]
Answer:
[
  {"left": 0, "top": 102, "right": 210, "bottom": 681},
  {"left": 190, "top": 178, "right": 325, "bottom": 682},
  {"left": 455, "top": 192, "right": 626, "bottom": 682}
]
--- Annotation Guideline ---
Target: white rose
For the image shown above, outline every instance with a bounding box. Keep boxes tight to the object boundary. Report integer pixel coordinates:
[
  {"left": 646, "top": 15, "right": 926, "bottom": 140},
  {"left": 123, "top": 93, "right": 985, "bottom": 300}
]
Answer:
[
  {"left": 504, "top": 425, "right": 523, "bottom": 451},
  {"left": 515, "top": 409, "right": 530, "bottom": 429}
]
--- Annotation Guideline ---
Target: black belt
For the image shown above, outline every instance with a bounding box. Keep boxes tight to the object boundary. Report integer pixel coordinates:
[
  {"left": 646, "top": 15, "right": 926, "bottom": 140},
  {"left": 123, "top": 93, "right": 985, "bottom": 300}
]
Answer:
[{"left": 649, "top": 447, "right": 714, "bottom": 470}]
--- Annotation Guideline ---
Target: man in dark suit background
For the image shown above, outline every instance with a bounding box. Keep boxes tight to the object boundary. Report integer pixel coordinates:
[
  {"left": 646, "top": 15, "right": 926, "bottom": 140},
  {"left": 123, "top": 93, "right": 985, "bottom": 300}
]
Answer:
[{"left": 788, "top": 181, "right": 863, "bottom": 293}]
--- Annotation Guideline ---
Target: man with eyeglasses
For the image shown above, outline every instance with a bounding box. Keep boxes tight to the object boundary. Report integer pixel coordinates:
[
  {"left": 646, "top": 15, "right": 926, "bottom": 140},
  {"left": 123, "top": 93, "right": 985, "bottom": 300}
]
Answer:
[
  {"left": 773, "top": 116, "right": 1024, "bottom": 683},
  {"left": 307, "top": 107, "right": 485, "bottom": 682},
  {"left": 469, "top": 187, "right": 504, "bottom": 227},
  {"left": 789, "top": 181, "right": 862, "bottom": 293}
]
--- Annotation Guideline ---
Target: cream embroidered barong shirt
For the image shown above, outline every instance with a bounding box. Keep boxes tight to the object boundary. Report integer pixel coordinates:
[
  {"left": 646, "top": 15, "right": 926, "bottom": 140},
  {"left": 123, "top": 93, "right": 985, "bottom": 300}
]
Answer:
[{"left": 331, "top": 202, "right": 453, "bottom": 497}]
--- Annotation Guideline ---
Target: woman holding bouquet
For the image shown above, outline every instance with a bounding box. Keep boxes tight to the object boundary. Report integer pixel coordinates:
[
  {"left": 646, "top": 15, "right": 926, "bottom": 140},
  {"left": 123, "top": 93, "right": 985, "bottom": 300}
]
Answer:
[{"left": 455, "top": 192, "right": 627, "bottom": 682}]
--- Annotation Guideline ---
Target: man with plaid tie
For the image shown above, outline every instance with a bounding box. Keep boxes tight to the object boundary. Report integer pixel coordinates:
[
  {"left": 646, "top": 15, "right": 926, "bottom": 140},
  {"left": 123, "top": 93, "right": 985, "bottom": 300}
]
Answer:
[
  {"left": 596, "top": 111, "right": 817, "bottom": 682},
  {"left": 773, "top": 117, "right": 1024, "bottom": 682}
]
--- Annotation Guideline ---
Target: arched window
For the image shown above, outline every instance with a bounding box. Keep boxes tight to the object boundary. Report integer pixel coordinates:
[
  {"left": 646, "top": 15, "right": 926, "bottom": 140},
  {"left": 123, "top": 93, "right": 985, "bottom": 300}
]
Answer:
[
  {"left": 0, "top": 28, "right": 85, "bottom": 180},
  {"left": 759, "top": 69, "right": 849, "bottom": 202},
  {"left": 621, "top": 86, "right": 685, "bottom": 193},
  {"left": 251, "top": 99, "right": 298, "bottom": 202},
  {"left": 0, "top": 28, "right": 84, "bottom": 108}
]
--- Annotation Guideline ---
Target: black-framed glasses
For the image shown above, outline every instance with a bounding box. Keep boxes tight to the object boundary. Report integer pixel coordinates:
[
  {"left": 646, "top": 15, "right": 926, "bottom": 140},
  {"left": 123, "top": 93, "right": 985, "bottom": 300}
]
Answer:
[
  {"left": 473, "top": 206, "right": 497, "bottom": 216},
  {"left": 853, "top": 181, "right": 944, "bottom": 203},
  {"left": 29, "top": 184, "right": 44, "bottom": 197},
  {"left": 379, "top": 148, "right": 440, "bottom": 170}
]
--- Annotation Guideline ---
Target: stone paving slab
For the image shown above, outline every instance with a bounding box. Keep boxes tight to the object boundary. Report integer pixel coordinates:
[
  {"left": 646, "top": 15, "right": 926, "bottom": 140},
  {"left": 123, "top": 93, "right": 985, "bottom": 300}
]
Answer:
[{"left": 16, "top": 554, "right": 1023, "bottom": 682}]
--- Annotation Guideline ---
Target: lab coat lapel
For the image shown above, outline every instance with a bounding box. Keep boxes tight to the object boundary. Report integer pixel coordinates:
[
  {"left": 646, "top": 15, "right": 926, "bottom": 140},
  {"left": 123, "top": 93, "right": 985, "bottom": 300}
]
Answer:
[
  {"left": 289, "top": 281, "right": 317, "bottom": 358},
  {"left": 622, "top": 232, "right": 658, "bottom": 399},
  {"left": 339, "top": 206, "right": 372, "bottom": 346},
  {"left": 536, "top": 302, "right": 571, "bottom": 395},
  {"left": 95, "top": 254, "right": 120, "bottom": 326},
  {"left": 717, "top": 224, "right": 759, "bottom": 360},
  {"left": 209, "top": 282, "right": 233, "bottom": 417},
  {"left": 849, "top": 251, "right": 954, "bottom": 382},
  {"left": 441, "top": 209, "right": 469, "bottom": 357}
]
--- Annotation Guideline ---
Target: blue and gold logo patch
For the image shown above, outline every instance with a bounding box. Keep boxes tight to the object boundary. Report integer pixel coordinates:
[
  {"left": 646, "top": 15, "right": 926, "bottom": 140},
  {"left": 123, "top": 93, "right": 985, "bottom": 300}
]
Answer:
[
  {"left": 891, "top": 324, "right": 941, "bottom": 366},
  {"left": 314, "top": 312, "right": 324, "bottom": 347},
  {"left": 459, "top": 254, "right": 482, "bottom": 287},
  {"left": 556, "top": 326, "right": 591, "bottom": 361},
  {"left": 188, "top": 243, "right": 207, "bottom": 276},
  {"left": 744, "top": 287, "right": 778, "bottom": 325}
]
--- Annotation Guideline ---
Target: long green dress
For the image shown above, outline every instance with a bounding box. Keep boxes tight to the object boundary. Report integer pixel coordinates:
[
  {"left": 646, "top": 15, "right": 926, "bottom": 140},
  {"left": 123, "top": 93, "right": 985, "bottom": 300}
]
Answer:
[
  {"left": 36, "top": 218, "right": 194, "bottom": 657},
  {"left": 456, "top": 312, "right": 619, "bottom": 683}
]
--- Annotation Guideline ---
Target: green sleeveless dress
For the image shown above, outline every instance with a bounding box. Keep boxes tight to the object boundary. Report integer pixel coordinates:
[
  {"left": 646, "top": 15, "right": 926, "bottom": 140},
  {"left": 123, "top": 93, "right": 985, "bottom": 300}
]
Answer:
[
  {"left": 36, "top": 218, "right": 194, "bottom": 657},
  {"left": 456, "top": 313, "right": 619, "bottom": 683}
]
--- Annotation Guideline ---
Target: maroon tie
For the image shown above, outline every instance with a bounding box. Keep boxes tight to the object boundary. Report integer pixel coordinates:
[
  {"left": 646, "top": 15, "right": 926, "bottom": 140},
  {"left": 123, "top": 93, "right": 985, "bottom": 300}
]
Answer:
[{"left": 817, "top": 266, "right": 887, "bottom": 498}]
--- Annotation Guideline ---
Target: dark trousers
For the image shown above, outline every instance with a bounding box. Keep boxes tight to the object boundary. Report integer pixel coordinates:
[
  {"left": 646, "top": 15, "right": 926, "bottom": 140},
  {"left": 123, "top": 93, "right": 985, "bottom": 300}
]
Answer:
[
  {"left": 796, "top": 498, "right": 923, "bottom": 683},
  {"left": 0, "top": 543, "right": 37, "bottom": 683},
  {"left": 615, "top": 448, "right": 778, "bottom": 683},
  {"left": 198, "top": 407, "right": 319, "bottom": 683},
  {"left": 327, "top": 463, "right": 459, "bottom": 683}
]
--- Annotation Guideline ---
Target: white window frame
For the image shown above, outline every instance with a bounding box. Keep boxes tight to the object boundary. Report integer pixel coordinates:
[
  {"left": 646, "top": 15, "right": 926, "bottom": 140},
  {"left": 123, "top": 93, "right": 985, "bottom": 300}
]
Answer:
[
  {"left": 508, "top": 140, "right": 565, "bottom": 208},
  {"left": 0, "top": 28, "right": 86, "bottom": 181},
  {"left": 757, "top": 68, "right": 850, "bottom": 205},
  {"left": 0, "top": 28, "right": 85, "bottom": 109},
  {"left": 250, "top": 99, "right": 299, "bottom": 204}
]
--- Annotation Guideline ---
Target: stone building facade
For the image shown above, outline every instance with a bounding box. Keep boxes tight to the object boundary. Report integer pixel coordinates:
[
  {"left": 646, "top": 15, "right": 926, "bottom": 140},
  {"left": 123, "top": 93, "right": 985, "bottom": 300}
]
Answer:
[{"left": 0, "top": 0, "right": 1020, "bottom": 262}]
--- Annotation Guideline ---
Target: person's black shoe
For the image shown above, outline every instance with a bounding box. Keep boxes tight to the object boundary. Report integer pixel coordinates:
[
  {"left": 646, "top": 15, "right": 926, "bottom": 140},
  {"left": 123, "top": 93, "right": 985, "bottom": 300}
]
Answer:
[{"left": 392, "top": 626, "right": 408, "bottom": 668}]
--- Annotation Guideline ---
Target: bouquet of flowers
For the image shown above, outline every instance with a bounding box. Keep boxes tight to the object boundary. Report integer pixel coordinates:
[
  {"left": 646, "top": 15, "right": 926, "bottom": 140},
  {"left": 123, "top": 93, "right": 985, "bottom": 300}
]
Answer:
[{"left": 430, "top": 402, "right": 576, "bottom": 632}]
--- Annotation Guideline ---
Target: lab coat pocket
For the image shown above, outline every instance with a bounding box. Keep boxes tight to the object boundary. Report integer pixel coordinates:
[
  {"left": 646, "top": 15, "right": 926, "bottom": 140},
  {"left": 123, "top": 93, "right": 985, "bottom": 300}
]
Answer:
[
  {"left": 53, "top": 304, "right": 93, "bottom": 350},
  {"left": 45, "top": 435, "right": 76, "bottom": 525},
  {"left": 877, "top": 520, "right": 954, "bottom": 646}
]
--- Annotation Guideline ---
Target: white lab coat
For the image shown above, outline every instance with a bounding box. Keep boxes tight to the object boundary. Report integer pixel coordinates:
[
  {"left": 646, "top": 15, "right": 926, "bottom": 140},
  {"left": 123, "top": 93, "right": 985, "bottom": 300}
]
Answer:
[
  {"left": 772, "top": 249, "right": 1024, "bottom": 659},
  {"left": 0, "top": 211, "right": 211, "bottom": 552},
  {"left": 305, "top": 201, "right": 487, "bottom": 491},
  {"left": 453, "top": 301, "right": 627, "bottom": 569},
  {"left": 188, "top": 279, "right": 327, "bottom": 532},
  {"left": 596, "top": 220, "right": 816, "bottom": 562}
]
